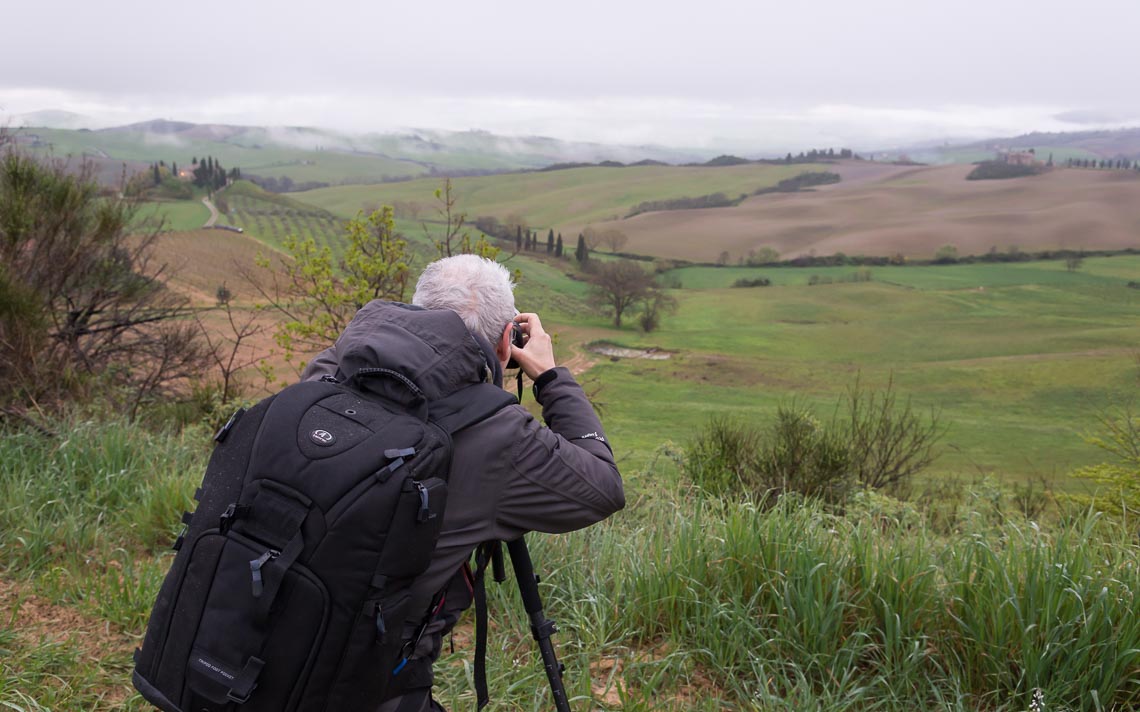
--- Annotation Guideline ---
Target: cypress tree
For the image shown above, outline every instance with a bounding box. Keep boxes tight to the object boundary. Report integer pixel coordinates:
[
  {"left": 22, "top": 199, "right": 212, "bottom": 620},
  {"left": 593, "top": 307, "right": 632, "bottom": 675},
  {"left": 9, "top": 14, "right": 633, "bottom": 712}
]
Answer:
[
  {"left": 172, "top": 161, "right": 178, "bottom": 178},
  {"left": 576, "top": 234, "right": 588, "bottom": 264},
  {"left": 556, "top": 234, "right": 563, "bottom": 257},
  {"left": 547, "top": 229, "right": 554, "bottom": 254}
]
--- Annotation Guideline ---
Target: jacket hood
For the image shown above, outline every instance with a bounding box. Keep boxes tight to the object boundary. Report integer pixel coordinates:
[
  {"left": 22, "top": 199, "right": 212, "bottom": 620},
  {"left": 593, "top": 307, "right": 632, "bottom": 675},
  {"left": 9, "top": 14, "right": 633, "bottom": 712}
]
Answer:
[{"left": 331, "top": 301, "right": 502, "bottom": 399}]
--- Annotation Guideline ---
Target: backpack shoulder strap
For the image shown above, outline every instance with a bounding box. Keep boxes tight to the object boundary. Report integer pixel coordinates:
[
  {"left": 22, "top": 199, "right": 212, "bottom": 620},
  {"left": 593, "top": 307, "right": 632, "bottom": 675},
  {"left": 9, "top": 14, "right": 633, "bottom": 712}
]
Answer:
[{"left": 429, "top": 382, "right": 517, "bottom": 435}]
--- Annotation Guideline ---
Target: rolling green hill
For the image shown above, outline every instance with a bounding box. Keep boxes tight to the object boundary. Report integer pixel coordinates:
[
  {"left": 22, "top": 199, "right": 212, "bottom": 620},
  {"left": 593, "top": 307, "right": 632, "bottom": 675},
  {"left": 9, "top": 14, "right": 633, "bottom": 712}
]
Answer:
[
  {"left": 299, "top": 162, "right": 832, "bottom": 231},
  {"left": 513, "top": 254, "right": 1140, "bottom": 483}
]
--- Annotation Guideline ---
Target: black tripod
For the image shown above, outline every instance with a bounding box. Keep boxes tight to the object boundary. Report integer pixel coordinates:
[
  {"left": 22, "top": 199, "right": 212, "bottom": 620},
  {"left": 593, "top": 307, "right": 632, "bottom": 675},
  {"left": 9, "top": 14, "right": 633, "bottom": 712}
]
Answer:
[{"left": 474, "top": 537, "right": 571, "bottom": 712}]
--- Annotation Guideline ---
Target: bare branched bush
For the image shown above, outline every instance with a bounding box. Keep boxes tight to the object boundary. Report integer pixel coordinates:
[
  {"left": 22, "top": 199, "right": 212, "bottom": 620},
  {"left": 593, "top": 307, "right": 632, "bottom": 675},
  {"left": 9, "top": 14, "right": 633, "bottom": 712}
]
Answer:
[
  {"left": 0, "top": 151, "right": 206, "bottom": 416},
  {"left": 841, "top": 375, "right": 944, "bottom": 496}
]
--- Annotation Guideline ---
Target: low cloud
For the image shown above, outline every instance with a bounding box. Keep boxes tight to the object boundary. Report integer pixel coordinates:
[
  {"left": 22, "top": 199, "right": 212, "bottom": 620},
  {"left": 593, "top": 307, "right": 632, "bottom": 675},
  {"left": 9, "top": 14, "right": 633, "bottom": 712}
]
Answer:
[{"left": 3, "top": 88, "right": 1138, "bottom": 155}]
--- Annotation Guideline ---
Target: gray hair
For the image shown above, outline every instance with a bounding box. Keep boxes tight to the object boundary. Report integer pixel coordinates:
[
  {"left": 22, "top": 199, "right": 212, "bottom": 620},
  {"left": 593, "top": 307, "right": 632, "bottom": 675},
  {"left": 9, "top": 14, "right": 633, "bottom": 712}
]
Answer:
[{"left": 412, "top": 254, "right": 517, "bottom": 346}]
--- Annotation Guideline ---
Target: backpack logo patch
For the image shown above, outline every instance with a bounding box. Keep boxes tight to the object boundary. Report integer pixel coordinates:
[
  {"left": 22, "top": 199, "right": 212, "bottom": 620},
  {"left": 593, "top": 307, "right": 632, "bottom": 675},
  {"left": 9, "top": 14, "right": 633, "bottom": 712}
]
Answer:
[{"left": 310, "top": 429, "right": 336, "bottom": 446}]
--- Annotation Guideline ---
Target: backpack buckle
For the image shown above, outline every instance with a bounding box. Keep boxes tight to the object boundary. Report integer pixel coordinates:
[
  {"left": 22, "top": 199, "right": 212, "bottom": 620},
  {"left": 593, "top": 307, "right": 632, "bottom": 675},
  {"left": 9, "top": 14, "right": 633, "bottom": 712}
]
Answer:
[{"left": 218, "top": 503, "right": 249, "bottom": 534}]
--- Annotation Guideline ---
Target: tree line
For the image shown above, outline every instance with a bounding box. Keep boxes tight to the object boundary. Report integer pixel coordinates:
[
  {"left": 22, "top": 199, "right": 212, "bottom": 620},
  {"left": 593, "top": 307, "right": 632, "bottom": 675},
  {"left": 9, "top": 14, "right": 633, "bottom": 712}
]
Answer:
[
  {"left": 627, "top": 172, "right": 841, "bottom": 217},
  {"left": 1065, "top": 157, "right": 1140, "bottom": 171}
]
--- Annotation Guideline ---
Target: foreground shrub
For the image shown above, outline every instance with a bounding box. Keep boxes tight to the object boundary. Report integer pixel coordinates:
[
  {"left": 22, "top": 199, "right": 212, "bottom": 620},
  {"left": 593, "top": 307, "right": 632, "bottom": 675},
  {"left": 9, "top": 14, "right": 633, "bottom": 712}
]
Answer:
[
  {"left": 686, "top": 379, "right": 942, "bottom": 502},
  {"left": 0, "top": 151, "right": 207, "bottom": 416}
]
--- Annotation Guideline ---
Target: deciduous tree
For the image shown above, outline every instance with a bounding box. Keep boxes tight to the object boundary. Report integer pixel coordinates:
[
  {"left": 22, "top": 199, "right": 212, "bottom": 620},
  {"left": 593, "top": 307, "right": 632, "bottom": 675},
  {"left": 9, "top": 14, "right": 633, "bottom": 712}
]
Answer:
[
  {"left": 251, "top": 206, "right": 413, "bottom": 373},
  {"left": 588, "top": 260, "right": 656, "bottom": 328}
]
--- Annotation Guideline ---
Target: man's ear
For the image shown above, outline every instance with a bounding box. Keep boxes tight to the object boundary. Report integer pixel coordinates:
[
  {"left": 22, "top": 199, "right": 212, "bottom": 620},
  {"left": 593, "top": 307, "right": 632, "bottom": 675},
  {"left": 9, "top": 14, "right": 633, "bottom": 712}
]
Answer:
[{"left": 495, "top": 322, "right": 513, "bottom": 364}]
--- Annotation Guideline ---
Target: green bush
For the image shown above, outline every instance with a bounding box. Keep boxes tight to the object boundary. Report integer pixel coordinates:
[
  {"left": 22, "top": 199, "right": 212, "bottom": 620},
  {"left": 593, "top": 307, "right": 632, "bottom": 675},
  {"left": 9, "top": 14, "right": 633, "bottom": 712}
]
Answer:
[
  {"left": 686, "top": 380, "right": 942, "bottom": 503},
  {"left": 966, "top": 161, "right": 1043, "bottom": 180},
  {"left": 1062, "top": 402, "right": 1140, "bottom": 518},
  {"left": 731, "top": 276, "right": 771, "bottom": 287},
  {"left": 685, "top": 406, "right": 852, "bottom": 504}
]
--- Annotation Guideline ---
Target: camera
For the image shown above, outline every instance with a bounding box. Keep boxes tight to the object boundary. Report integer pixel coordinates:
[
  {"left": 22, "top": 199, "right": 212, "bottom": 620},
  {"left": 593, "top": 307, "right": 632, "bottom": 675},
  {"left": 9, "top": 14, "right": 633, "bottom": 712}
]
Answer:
[{"left": 506, "top": 322, "right": 526, "bottom": 369}]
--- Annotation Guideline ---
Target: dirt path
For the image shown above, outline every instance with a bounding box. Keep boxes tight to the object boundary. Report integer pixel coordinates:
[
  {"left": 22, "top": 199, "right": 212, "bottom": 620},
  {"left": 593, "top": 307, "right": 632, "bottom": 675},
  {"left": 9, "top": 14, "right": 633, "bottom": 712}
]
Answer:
[
  {"left": 202, "top": 195, "right": 219, "bottom": 227},
  {"left": 559, "top": 346, "right": 598, "bottom": 376}
]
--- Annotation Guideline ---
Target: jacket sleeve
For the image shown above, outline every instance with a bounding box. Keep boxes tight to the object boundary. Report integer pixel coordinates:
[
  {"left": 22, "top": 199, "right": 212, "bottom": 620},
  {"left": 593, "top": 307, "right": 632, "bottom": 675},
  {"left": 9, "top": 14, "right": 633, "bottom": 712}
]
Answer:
[{"left": 494, "top": 367, "right": 625, "bottom": 535}]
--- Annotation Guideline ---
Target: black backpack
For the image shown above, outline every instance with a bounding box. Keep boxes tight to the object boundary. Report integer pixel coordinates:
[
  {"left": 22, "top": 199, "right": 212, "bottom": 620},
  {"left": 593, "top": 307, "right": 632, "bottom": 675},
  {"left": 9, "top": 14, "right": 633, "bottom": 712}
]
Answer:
[{"left": 132, "top": 367, "right": 516, "bottom": 712}]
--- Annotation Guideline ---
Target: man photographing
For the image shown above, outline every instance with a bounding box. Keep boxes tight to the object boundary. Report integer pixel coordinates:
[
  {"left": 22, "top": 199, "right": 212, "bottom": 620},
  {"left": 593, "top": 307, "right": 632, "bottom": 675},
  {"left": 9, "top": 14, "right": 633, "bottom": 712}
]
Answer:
[{"left": 302, "top": 254, "right": 626, "bottom": 711}]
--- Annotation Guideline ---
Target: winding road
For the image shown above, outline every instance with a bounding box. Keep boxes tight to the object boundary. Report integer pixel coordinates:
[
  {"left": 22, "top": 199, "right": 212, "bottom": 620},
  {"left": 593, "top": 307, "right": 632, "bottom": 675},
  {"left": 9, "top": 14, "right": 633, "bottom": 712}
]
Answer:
[{"left": 201, "top": 196, "right": 219, "bottom": 227}]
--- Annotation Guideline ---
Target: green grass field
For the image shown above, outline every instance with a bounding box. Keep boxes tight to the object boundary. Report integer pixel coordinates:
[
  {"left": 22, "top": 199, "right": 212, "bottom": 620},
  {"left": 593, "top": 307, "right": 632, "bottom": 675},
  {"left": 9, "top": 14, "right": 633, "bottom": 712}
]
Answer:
[
  {"left": 514, "top": 255, "right": 1140, "bottom": 485},
  {"left": 665, "top": 255, "right": 1140, "bottom": 289},
  {"left": 140, "top": 199, "right": 210, "bottom": 231},
  {"left": 299, "top": 163, "right": 831, "bottom": 231}
]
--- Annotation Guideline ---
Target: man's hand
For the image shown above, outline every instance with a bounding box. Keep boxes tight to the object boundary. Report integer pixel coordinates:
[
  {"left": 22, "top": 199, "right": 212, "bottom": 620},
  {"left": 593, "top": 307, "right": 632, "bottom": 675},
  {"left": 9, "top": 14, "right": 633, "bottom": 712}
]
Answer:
[{"left": 510, "top": 313, "right": 556, "bottom": 379}]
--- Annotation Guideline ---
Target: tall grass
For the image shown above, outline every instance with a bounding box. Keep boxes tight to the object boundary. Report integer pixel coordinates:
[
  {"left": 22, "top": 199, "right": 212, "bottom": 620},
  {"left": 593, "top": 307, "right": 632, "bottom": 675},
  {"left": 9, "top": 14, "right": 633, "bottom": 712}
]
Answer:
[{"left": 3, "top": 417, "right": 1139, "bottom": 710}]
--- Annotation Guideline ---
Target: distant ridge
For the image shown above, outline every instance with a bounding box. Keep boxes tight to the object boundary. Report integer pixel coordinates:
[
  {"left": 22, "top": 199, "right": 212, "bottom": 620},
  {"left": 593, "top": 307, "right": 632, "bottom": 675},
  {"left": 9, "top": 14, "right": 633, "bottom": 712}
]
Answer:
[
  {"left": 8, "top": 109, "right": 101, "bottom": 130},
  {"left": 100, "top": 119, "right": 200, "bottom": 134},
  {"left": 959, "top": 126, "right": 1140, "bottom": 157},
  {"left": 8, "top": 117, "right": 710, "bottom": 183},
  {"left": 885, "top": 126, "right": 1140, "bottom": 164}
]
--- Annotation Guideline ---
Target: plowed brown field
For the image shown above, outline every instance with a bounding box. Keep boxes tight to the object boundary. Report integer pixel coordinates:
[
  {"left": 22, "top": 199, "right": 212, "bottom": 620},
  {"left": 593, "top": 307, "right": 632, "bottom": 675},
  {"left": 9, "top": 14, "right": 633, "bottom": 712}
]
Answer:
[{"left": 591, "top": 163, "right": 1140, "bottom": 262}]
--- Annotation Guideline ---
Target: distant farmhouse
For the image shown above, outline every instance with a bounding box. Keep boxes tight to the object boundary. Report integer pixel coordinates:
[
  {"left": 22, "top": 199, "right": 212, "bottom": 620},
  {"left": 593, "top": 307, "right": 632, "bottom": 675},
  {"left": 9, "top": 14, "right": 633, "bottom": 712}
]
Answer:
[{"left": 997, "top": 148, "right": 1038, "bottom": 166}]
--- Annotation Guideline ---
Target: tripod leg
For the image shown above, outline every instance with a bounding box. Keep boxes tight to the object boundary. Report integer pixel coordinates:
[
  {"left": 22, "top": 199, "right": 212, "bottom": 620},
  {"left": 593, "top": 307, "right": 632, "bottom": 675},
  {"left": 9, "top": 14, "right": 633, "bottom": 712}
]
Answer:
[{"left": 506, "top": 537, "right": 573, "bottom": 712}]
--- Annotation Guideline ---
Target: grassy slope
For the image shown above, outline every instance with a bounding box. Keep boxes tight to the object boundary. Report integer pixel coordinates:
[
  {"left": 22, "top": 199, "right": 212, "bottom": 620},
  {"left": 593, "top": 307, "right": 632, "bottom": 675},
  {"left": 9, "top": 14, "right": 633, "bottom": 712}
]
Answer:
[
  {"left": 7, "top": 418, "right": 1140, "bottom": 710},
  {"left": 528, "top": 256, "right": 1140, "bottom": 485},
  {"left": 298, "top": 163, "right": 831, "bottom": 229},
  {"left": 142, "top": 199, "right": 210, "bottom": 231}
]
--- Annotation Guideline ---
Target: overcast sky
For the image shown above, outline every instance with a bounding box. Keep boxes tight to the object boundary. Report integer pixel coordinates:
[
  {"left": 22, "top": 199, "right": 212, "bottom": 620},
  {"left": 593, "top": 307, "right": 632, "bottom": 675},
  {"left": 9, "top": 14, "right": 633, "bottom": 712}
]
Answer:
[{"left": 2, "top": 0, "right": 1138, "bottom": 152}]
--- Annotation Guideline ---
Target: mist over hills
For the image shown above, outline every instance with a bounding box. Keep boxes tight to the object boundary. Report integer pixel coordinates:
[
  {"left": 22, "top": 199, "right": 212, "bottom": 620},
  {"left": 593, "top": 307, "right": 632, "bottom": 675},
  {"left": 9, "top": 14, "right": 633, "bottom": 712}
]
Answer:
[
  {"left": 888, "top": 127, "right": 1140, "bottom": 164},
  {"left": 8, "top": 112, "right": 1140, "bottom": 190},
  {"left": 7, "top": 115, "right": 709, "bottom": 185}
]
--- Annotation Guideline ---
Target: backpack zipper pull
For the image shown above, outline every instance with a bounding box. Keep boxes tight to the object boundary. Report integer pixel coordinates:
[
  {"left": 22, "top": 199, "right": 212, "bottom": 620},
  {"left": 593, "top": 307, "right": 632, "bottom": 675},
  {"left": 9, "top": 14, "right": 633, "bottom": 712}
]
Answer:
[
  {"left": 249, "top": 549, "right": 280, "bottom": 598},
  {"left": 374, "top": 601, "right": 386, "bottom": 642},
  {"left": 414, "top": 481, "right": 432, "bottom": 522}
]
